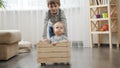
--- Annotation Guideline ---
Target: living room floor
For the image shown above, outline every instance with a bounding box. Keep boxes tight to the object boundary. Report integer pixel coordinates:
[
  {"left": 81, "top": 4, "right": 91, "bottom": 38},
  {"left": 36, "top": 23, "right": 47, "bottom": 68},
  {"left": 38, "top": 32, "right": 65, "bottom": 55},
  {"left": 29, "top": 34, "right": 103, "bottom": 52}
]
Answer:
[{"left": 0, "top": 46, "right": 120, "bottom": 68}]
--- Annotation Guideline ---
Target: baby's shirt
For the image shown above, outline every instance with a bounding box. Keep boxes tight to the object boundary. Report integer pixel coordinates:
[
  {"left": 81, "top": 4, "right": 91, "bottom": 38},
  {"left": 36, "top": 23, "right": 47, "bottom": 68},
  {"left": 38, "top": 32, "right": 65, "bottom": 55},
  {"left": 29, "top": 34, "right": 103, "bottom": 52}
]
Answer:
[{"left": 50, "top": 35, "right": 68, "bottom": 43}]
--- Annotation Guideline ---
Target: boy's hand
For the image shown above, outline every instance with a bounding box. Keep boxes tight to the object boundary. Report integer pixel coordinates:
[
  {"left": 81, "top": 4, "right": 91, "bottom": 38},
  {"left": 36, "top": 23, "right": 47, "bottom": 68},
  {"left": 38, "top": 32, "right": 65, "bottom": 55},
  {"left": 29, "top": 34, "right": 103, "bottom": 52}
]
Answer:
[
  {"left": 43, "top": 38, "right": 49, "bottom": 42},
  {"left": 52, "top": 42, "right": 57, "bottom": 46}
]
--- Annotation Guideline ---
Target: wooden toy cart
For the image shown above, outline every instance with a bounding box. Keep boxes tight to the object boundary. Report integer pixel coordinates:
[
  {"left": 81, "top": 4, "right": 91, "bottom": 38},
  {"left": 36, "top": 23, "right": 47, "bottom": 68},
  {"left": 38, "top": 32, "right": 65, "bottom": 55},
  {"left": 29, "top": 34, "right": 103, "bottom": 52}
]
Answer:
[{"left": 37, "top": 41, "right": 70, "bottom": 65}]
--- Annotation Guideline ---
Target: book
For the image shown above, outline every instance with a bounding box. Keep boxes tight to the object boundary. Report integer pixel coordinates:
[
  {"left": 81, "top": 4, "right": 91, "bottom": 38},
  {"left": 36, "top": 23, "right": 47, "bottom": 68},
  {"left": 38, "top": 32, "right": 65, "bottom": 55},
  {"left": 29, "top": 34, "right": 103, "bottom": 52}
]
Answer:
[
  {"left": 103, "top": 0, "right": 108, "bottom": 5},
  {"left": 96, "top": 0, "right": 99, "bottom": 5},
  {"left": 98, "top": 0, "right": 101, "bottom": 5},
  {"left": 101, "top": 0, "right": 103, "bottom": 4},
  {"left": 95, "top": 0, "right": 97, "bottom": 5}
]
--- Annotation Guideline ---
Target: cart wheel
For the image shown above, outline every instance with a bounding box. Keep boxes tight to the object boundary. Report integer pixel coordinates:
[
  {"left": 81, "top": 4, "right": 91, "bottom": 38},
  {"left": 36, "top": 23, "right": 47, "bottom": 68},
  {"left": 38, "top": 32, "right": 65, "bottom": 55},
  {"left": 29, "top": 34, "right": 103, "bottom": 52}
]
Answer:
[
  {"left": 54, "top": 63, "right": 58, "bottom": 65},
  {"left": 66, "top": 63, "right": 70, "bottom": 65},
  {"left": 41, "top": 63, "right": 46, "bottom": 66}
]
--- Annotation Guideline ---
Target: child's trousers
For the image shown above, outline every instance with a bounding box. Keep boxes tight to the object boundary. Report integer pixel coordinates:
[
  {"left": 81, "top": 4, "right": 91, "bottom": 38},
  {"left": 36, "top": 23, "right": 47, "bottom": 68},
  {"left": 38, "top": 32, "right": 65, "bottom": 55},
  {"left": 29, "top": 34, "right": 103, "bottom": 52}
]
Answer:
[{"left": 49, "top": 26, "right": 54, "bottom": 38}]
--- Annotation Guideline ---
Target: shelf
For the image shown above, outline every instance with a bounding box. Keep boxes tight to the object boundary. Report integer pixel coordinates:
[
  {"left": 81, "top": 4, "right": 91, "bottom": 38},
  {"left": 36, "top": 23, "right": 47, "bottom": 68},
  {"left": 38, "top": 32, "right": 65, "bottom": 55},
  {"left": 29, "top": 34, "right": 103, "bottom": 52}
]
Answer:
[
  {"left": 90, "top": 18, "right": 108, "bottom": 21},
  {"left": 111, "top": 17, "right": 118, "bottom": 19},
  {"left": 110, "top": 4, "right": 117, "bottom": 6},
  {"left": 90, "top": 5, "right": 108, "bottom": 8},
  {"left": 89, "top": 0, "right": 119, "bottom": 48},
  {"left": 91, "top": 31, "right": 109, "bottom": 34},
  {"left": 90, "top": 4, "right": 117, "bottom": 8}
]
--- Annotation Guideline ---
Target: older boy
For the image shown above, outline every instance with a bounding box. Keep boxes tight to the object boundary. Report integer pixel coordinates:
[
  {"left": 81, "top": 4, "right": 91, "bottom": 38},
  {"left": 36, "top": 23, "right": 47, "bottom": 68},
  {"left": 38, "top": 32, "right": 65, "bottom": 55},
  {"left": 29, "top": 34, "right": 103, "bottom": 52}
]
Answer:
[{"left": 43, "top": 0, "right": 67, "bottom": 41}]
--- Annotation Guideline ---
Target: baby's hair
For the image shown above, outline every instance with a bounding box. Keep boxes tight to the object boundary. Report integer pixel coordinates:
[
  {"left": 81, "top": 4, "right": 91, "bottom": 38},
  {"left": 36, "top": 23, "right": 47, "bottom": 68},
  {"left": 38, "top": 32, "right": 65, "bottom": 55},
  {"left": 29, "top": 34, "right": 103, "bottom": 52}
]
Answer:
[
  {"left": 54, "top": 21, "right": 64, "bottom": 25},
  {"left": 53, "top": 21, "right": 64, "bottom": 28},
  {"left": 47, "top": 0, "right": 60, "bottom": 6}
]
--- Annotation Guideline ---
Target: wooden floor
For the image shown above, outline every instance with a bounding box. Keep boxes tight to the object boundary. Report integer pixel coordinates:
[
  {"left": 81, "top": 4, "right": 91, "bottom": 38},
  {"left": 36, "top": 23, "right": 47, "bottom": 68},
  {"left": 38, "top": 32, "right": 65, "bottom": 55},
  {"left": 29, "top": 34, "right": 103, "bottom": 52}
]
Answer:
[{"left": 0, "top": 46, "right": 120, "bottom": 68}]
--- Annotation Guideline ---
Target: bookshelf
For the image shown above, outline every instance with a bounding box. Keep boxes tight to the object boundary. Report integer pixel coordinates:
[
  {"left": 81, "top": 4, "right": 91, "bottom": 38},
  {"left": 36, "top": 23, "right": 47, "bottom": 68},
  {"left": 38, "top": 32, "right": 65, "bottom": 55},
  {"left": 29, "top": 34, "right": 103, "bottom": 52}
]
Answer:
[{"left": 89, "top": 0, "right": 119, "bottom": 48}]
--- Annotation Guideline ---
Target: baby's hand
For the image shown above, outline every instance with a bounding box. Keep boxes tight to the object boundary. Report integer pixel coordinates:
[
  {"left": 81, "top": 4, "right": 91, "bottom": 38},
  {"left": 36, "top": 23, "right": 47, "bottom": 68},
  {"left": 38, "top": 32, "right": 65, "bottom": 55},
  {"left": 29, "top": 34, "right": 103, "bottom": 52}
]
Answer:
[{"left": 52, "top": 42, "right": 57, "bottom": 46}]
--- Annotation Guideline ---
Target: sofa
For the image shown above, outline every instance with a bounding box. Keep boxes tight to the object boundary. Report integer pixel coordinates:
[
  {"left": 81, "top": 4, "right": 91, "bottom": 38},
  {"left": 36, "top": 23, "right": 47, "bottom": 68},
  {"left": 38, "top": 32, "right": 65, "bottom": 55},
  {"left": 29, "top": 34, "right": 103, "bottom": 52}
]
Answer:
[{"left": 0, "top": 30, "right": 21, "bottom": 60}]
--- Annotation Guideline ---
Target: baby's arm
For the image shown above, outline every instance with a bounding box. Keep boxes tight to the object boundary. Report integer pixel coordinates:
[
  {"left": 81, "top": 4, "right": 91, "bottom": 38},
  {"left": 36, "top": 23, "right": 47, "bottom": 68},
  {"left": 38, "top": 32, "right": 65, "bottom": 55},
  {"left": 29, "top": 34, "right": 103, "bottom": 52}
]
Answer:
[
  {"left": 59, "top": 35, "right": 68, "bottom": 42},
  {"left": 50, "top": 36, "right": 58, "bottom": 46}
]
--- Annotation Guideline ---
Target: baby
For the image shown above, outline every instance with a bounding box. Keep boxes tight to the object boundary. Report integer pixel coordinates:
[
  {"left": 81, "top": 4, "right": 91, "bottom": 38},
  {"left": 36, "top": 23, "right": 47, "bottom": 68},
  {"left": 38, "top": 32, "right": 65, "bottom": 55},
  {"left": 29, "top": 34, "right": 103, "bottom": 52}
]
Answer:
[{"left": 50, "top": 21, "right": 68, "bottom": 46}]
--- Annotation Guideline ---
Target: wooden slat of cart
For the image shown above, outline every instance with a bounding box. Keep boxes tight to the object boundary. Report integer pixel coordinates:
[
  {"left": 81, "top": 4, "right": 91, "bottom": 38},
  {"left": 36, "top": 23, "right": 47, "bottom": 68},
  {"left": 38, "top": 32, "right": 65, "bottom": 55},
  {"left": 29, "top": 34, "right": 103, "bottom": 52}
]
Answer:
[
  {"left": 37, "top": 52, "right": 70, "bottom": 57},
  {"left": 37, "top": 42, "right": 70, "bottom": 48},
  {"left": 37, "top": 57, "right": 70, "bottom": 63},
  {"left": 37, "top": 46, "right": 70, "bottom": 52}
]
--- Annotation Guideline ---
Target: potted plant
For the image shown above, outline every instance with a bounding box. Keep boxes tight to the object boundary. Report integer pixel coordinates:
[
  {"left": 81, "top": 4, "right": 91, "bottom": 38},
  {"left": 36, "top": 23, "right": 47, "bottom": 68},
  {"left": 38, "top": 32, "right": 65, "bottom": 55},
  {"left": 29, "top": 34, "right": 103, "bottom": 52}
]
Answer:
[{"left": 0, "top": 0, "right": 5, "bottom": 8}]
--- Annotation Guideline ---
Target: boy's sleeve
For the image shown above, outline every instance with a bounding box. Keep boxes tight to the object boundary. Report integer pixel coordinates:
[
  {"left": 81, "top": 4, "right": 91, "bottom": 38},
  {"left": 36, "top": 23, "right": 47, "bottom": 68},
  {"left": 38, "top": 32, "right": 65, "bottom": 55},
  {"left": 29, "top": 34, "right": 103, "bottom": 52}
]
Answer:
[
  {"left": 50, "top": 36, "right": 55, "bottom": 43},
  {"left": 60, "top": 10, "right": 68, "bottom": 37},
  {"left": 42, "top": 11, "right": 49, "bottom": 39}
]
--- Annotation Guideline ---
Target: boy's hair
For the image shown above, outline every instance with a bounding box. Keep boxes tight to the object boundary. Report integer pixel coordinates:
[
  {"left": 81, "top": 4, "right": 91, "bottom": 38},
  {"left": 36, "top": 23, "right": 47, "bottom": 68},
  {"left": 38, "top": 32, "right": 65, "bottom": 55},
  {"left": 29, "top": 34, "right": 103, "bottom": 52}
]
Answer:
[{"left": 47, "top": 0, "right": 60, "bottom": 6}]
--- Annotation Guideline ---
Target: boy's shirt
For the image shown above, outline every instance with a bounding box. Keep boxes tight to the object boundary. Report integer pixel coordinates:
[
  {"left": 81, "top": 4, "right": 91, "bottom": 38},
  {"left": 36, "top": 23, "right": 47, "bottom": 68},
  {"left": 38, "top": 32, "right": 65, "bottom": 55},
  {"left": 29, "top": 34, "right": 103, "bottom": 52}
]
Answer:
[{"left": 43, "top": 9, "right": 67, "bottom": 38}]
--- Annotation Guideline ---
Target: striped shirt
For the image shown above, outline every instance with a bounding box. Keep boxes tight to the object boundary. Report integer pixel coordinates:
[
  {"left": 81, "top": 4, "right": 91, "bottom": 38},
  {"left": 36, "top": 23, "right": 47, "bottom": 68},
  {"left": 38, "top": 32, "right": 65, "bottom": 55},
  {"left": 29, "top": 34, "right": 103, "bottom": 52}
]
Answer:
[{"left": 50, "top": 35, "right": 68, "bottom": 43}]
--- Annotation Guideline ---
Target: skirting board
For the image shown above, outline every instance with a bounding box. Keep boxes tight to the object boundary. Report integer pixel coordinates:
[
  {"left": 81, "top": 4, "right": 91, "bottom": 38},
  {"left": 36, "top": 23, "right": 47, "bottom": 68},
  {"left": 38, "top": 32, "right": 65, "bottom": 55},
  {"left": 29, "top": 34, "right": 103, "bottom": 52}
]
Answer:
[
  {"left": 71, "top": 41, "right": 83, "bottom": 47},
  {"left": 94, "top": 43, "right": 119, "bottom": 48}
]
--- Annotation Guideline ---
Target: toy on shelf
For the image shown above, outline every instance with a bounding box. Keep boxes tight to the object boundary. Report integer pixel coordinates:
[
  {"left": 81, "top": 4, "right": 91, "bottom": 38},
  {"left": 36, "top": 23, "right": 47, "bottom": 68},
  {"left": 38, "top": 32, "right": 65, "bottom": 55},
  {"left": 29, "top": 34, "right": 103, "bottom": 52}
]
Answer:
[
  {"left": 96, "top": 12, "right": 108, "bottom": 19},
  {"left": 102, "top": 12, "right": 108, "bottom": 18},
  {"left": 99, "top": 24, "right": 109, "bottom": 31},
  {"left": 96, "top": 14, "right": 101, "bottom": 18}
]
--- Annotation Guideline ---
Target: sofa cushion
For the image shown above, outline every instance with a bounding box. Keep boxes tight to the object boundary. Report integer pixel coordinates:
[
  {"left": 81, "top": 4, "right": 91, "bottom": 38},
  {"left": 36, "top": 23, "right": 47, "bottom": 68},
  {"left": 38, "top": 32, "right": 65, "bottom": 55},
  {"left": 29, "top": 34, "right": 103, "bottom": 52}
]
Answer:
[{"left": 0, "top": 30, "right": 21, "bottom": 44}]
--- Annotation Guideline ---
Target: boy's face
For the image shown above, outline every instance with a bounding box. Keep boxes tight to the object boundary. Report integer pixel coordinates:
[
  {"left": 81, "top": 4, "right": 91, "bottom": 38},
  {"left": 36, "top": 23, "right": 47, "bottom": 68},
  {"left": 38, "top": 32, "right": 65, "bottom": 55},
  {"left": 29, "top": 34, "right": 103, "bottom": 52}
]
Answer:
[
  {"left": 53, "top": 22, "right": 64, "bottom": 36},
  {"left": 48, "top": 3, "right": 60, "bottom": 14}
]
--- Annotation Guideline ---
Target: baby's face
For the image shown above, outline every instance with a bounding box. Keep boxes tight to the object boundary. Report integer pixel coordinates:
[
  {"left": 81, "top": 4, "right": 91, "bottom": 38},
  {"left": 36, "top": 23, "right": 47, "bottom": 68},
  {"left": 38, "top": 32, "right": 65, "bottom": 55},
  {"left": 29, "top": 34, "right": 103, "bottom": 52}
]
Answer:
[
  {"left": 53, "top": 22, "right": 64, "bottom": 36},
  {"left": 48, "top": 3, "right": 59, "bottom": 14}
]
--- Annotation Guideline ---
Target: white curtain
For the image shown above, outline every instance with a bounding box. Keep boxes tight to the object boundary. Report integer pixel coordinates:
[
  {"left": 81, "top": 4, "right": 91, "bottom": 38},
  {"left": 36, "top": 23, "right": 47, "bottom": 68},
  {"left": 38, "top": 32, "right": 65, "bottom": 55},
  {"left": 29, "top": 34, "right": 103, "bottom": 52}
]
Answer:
[
  {"left": 0, "top": 0, "right": 90, "bottom": 47},
  {"left": 3, "top": 0, "right": 81, "bottom": 10},
  {"left": 0, "top": 8, "right": 83, "bottom": 43}
]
